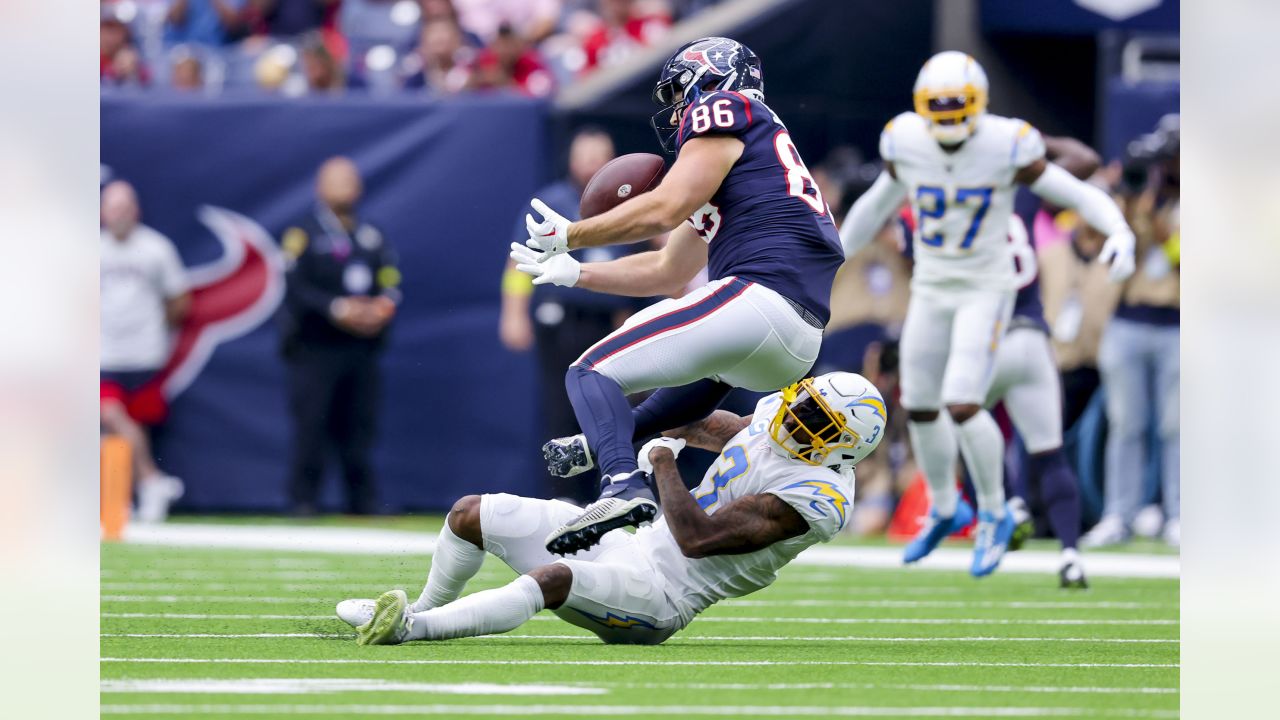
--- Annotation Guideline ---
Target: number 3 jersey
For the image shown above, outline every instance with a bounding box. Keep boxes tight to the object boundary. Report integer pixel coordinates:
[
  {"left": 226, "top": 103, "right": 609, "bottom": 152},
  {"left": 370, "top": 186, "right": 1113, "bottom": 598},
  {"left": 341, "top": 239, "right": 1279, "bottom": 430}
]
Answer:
[
  {"left": 634, "top": 392, "right": 855, "bottom": 625},
  {"left": 677, "top": 90, "right": 844, "bottom": 324},
  {"left": 882, "top": 111, "right": 1046, "bottom": 291}
]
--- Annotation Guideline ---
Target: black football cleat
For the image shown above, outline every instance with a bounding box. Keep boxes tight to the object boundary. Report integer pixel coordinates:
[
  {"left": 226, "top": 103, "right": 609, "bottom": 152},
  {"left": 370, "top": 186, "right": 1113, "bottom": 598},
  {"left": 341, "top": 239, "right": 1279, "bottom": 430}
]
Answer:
[
  {"left": 545, "top": 496, "right": 658, "bottom": 555},
  {"left": 543, "top": 434, "right": 594, "bottom": 478}
]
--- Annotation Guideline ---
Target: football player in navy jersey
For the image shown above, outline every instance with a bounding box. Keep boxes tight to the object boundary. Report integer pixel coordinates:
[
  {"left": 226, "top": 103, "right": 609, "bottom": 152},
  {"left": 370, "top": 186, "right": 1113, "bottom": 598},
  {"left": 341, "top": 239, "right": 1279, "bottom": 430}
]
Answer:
[
  {"left": 985, "top": 137, "right": 1099, "bottom": 588},
  {"left": 509, "top": 37, "right": 845, "bottom": 554}
]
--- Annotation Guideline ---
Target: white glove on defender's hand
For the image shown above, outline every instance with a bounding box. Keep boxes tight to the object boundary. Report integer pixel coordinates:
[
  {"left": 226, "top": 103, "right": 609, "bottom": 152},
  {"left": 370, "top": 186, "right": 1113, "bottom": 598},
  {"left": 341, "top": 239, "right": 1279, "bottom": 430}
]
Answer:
[
  {"left": 638, "top": 437, "right": 687, "bottom": 475},
  {"left": 525, "top": 198, "right": 571, "bottom": 257},
  {"left": 510, "top": 243, "right": 581, "bottom": 287},
  {"left": 1098, "top": 230, "right": 1137, "bottom": 283}
]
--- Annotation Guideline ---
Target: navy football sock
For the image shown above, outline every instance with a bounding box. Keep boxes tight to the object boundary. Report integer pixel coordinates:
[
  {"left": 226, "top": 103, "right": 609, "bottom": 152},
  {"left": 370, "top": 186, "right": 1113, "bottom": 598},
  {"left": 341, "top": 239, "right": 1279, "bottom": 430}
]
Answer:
[
  {"left": 564, "top": 364, "right": 638, "bottom": 483},
  {"left": 631, "top": 379, "right": 734, "bottom": 440},
  {"left": 1031, "top": 449, "right": 1082, "bottom": 550}
]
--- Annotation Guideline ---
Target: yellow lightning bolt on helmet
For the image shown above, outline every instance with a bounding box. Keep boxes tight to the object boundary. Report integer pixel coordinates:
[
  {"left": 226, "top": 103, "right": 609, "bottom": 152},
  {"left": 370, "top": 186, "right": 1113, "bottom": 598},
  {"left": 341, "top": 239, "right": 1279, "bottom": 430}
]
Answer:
[{"left": 768, "top": 372, "right": 888, "bottom": 471}]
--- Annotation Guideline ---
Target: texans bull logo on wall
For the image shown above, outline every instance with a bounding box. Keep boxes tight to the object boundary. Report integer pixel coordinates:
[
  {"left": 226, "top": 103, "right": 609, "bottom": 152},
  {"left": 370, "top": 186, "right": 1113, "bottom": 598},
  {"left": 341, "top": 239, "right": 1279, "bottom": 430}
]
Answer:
[{"left": 157, "top": 206, "right": 285, "bottom": 400}]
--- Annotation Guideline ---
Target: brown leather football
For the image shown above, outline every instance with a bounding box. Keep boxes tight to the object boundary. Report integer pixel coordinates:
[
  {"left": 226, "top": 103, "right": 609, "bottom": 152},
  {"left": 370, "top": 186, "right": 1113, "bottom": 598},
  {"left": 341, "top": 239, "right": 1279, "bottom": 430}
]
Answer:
[{"left": 579, "top": 153, "right": 666, "bottom": 219}]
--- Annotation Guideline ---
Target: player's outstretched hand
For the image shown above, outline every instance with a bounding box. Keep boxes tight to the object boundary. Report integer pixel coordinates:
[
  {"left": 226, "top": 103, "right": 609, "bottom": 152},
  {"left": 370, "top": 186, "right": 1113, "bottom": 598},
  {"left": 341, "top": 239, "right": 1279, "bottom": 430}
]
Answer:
[
  {"left": 638, "top": 437, "right": 687, "bottom": 474},
  {"left": 525, "top": 198, "right": 571, "bottom": 257},
  {"left": 1098, "top": 230, "right": 1136, "bottom": 283},
  {"left": 510, "top": 242, "right": 581, "bottom": 287}
]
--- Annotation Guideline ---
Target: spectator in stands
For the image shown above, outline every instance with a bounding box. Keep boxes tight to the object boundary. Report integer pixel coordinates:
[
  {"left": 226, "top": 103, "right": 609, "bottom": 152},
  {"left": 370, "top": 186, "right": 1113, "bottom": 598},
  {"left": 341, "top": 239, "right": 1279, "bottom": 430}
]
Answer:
[
  {"left": 164, "top": 0, "right": 248, "bottom": 47},
  {"left": 300, "top": 35, "right": 348, "bottom": 93},
  {"left": 1084, "top": 133, "right": 1181, "bottom": 549},
  {"left": 401, "top": 18, "right": 475, "bottom": 92},
  {"left": 100, "top": 181, "right": 190, "bottom": 523},
  {"left": 453, "top": 0, "right": 563, "bottom": 45},
  {"left": 247, "top": 0, "right": 339, "bottom": 37},
  {"left": 279, "top": 157, "right": 401, "bottom": 516},
  {"left": 170, "top": 52, "right": 206, "bottom": 91},
  {"left": 498, "top": 127, "right": 646, "bottom": 501},
  {"left": 469, "top": 23, "right": 554, "bottom": 96},
  {"left": 580, "top": 0, "right": 671, "bottom": 73},
  {"left": 101, "top": 18, "right": 151, "bottom": 87}
]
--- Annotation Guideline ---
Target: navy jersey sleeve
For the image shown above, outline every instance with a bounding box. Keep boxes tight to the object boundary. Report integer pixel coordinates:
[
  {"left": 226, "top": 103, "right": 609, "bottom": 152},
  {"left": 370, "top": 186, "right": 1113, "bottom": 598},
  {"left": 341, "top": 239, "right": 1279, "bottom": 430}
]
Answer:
[{"left": 677, "top": 91, "right": 755, "bottom": 147}]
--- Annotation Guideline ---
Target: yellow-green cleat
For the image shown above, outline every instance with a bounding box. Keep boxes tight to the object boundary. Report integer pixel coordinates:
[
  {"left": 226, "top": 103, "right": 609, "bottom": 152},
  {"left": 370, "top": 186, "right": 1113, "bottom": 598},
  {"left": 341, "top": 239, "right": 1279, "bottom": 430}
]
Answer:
[{"left": 355, "top": 589, "right": 409, "bottom": 646}]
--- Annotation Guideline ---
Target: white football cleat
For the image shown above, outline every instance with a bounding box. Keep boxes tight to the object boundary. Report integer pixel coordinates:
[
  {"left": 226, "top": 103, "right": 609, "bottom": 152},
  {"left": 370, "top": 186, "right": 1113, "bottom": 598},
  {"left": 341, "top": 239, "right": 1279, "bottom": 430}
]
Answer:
[
  {"left": 135, "top": 474, "right": 184, "bottom": 524},
  {"left": 544, "top": 495, "right": 657, "bottom": 555},
  {"left": 356, "top": 589, "right": 410, "bottom": 646},
  {"left": 1058, "top": 549, "right": 1088, "bottom": 589},
  {"left": 1162, "top": 518, "right": 1180, "bottom": 549},
  {"left": 336, "top": 599, "right": 377, "bottom": 628}
]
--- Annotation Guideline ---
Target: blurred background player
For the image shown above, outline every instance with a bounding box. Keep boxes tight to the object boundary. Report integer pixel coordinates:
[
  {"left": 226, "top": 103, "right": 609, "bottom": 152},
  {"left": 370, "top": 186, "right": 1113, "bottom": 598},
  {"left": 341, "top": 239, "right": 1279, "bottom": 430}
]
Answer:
[
  {"left": 498, "top": 126, "right": 650, "bottom": 502},
  {"left": 512, "top": 37, "right": 843, "bottom": 554},
  {"left": 1085, "top": 116, "right": 1181, "bottom": 549},
  {"left": 338, "top": 372, "right": 886, "bottom": 647},
  {"left": 994, "top": 135, "right": 1104, "bottom": 588},
  {"left": 278, "top": 156, "right": 401, "bottom": 516},
  {"left": 100, "top": 180, "right": 190, "bottom": 523},
  {"left": 840, "top": 52, "right": 1136, "bottom": 577}
]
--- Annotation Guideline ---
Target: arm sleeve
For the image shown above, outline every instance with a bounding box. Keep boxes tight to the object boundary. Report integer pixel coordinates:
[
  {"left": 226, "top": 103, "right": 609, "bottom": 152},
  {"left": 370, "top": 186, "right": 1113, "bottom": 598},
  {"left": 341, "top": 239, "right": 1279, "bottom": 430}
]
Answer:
[
  {"left": 765, "top": 474, "right": 854, "bottom": 542},
  {"left": 1011, "top": 121, "right": 1047, "bottom": 169},
  {"left": 839, "top": 171, "right": 909, "bottom": 257},
  {"left": 156, "top": 240, "right": 189, "bottom": 298},
  {"left": 1029, "top": 162, "right": 1130, "bottom": 238}
]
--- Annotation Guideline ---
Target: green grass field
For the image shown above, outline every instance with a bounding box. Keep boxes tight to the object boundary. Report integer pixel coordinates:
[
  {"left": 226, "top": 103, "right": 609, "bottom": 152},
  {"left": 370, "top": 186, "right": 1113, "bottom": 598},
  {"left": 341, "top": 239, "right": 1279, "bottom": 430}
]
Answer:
[{"left": 101, "top": 519, "right": 1179, "bottom": 719}]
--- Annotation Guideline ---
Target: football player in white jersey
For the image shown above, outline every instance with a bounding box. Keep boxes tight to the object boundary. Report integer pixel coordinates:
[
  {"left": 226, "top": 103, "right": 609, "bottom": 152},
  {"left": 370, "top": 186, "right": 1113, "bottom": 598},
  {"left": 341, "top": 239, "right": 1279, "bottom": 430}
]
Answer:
[
  {"left": 335, "top": 372, "right": 886, "bottom": 646},
  {"left": 840, "top": 51, "right": 1134, "bottom": 577}
]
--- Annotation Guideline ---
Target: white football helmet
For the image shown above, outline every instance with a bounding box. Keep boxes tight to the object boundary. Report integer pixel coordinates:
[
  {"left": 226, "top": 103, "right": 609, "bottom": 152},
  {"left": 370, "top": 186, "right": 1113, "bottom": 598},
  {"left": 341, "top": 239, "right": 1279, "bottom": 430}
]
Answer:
[
  {"left": 913, "top": 51, "right": 989, "bottom": 146},
  {"left": 767, "top": 372, "right": 887, "bottom": 472}
]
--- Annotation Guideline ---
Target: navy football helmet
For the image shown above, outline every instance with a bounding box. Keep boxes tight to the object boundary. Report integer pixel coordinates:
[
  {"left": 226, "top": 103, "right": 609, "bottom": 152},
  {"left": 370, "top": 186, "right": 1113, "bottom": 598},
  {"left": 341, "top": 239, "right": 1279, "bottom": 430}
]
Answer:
[{"left": 650, "top": 37, "right": 764, "bottom": 153}]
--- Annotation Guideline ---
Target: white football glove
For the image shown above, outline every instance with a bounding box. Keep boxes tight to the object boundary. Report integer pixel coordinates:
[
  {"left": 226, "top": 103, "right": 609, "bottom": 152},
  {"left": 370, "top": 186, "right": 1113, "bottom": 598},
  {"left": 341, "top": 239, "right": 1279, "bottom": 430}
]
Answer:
[
  {"left": 638, "top": 437, "right": 686, "bottom": 475},
  {"left": 525, "top": 198, "right": 572, "bottom": 257},
  {"left": 1098, "top": 230, "right": 1137, "bottom": 283},
  {"left": 510, "top": 242, "right": 581, "bottom": 287}
]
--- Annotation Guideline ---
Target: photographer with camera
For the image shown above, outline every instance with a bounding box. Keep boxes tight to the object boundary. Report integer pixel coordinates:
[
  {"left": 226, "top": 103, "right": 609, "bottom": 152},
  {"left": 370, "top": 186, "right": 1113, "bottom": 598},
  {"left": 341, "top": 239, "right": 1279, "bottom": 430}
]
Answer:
[{"left": 1083, "top": 115, "right": 1181, "bottom": 549}]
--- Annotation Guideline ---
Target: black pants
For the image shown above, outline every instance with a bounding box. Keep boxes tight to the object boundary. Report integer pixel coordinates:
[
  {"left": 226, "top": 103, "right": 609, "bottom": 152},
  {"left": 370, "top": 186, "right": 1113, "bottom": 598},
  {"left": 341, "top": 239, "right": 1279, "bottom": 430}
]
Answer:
[
  {"left": 285, "top": 344, "right": 381, "bottom": 514},
  {"left": 533, "top": 304, "right": 619, "bottom": 503}
]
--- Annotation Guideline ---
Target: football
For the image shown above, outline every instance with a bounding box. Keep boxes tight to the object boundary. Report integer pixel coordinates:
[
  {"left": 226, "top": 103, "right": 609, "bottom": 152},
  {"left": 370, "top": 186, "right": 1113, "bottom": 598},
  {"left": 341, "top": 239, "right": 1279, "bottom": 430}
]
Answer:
[{"left": 579, "top": 152, "right": 666, "bottom": 218}]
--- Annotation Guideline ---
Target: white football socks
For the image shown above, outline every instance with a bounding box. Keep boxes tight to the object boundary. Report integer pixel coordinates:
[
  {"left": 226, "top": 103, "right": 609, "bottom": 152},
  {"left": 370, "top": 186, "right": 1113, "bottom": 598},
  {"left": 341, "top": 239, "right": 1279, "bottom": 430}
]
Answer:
[
  {"left": 908, "top": 416, "right": 959, "bottom": 517},
  {"left": 411, "top": 521, "right": 485, "bottom": 613},
  {"left": 954, "top": 409, "right": 1006, "bottom": 517},
  {"left": 404, "top": 574, "right": 545, "bottom": 641}
]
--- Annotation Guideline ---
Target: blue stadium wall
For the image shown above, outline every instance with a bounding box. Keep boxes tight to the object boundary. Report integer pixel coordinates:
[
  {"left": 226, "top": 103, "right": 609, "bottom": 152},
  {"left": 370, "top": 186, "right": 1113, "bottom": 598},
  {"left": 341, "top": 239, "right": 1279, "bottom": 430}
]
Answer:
[{"left": 102, "top": 94, "right": 549, "bottom": 512}]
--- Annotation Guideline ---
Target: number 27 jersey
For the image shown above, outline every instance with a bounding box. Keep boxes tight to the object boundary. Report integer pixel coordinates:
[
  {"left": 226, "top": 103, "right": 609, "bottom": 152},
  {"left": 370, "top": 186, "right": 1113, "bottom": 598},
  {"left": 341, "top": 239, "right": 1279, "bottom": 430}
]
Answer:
[
  {"left": 882, "top": 111, "right": 1045, "bottom": 290},
  {"left": 677, "top": 91, "right": 844, "bottom": 324}
]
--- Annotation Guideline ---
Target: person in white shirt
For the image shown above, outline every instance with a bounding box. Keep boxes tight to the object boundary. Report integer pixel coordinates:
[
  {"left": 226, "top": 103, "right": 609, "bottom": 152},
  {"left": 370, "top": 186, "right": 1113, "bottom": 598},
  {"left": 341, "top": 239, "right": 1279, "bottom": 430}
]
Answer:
[
  {"left": 100, "top": 180, "right": 190, "bottom": 523},
  {"left": 333, "top": 371, "right": 886, "bottom": 646}
]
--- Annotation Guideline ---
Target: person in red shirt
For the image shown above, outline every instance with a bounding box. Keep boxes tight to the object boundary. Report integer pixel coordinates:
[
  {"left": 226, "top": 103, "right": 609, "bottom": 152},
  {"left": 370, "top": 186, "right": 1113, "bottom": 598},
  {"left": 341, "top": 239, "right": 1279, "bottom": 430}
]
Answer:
[{"left": 580, "top": 0, "right": 672, "bottom": 73}]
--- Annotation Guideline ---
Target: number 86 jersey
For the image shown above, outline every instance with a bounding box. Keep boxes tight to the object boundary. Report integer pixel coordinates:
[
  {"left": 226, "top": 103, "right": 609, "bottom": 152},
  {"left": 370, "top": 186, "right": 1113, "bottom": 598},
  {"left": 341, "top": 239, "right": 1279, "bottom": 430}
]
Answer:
[
  {"left": 882, "top": 111, "right": 1046, "bottom": 291},
  {"left": 677, "top": 90, "right": 844, "bottom": 325}
]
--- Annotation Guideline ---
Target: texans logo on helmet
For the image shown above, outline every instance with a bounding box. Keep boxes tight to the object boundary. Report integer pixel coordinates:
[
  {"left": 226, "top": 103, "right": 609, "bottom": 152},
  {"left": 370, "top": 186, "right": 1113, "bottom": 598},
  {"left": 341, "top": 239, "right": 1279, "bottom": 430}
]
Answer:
[
  {"left": 681, "top": 38, "right": 740, "bottom": 74},
  {"left": 156, "top": 206, "right": 285, "bottom": 398}
]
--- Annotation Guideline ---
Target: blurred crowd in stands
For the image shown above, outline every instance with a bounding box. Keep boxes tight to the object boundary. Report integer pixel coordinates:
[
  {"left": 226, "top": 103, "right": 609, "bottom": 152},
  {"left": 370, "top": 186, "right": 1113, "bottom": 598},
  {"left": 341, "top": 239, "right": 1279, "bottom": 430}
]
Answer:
[{"left": 101, "top": 0, "right": 719, "bottom": 96}]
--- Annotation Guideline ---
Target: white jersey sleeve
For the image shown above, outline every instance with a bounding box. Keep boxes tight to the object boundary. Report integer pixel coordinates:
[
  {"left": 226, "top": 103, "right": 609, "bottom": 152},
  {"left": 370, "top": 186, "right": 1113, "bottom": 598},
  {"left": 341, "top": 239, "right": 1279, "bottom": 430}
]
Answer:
[
  {"left": 766, "top": 470, "right": 854, "bottom": 542},
  {"left": 878, "top": 113, "right": 913, "bottom": 165},
  {"left": 1010, "top": 120, "right": 1046, "bottom": 170}
]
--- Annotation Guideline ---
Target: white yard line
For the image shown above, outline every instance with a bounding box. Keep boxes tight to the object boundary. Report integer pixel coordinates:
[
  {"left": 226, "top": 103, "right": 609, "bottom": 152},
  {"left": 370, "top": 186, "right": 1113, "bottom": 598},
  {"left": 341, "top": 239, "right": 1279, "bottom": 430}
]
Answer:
[
  {"left": 101, "top": 632, "right": 1177, "bottom": 644},
  {"left": 100, "top": 679, "right": 604, "bottom": 696},
  {"left": 98, "top": 611, "right": 1175, "bottom": 626},
  {"left": 600, "top": 681, "right": 1178, "bottom": 695},
  {"left": 721, "top": 599, "right": 1175, "bottom": 610},
  {"left": 103, "top": 613, "right": 331, "bottom": 620},
  {"left": 98, "top": 703, "right": 1178, "bottom": 717},
  {"left": 99, "top": 678, "right": 1178, "bottom": 696},
  {"left": 120, "top": 523, "right": 1179, "bottom": 579},
  {"left": 101, "top": 657, "right": 1180, "bottom": 669}
]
